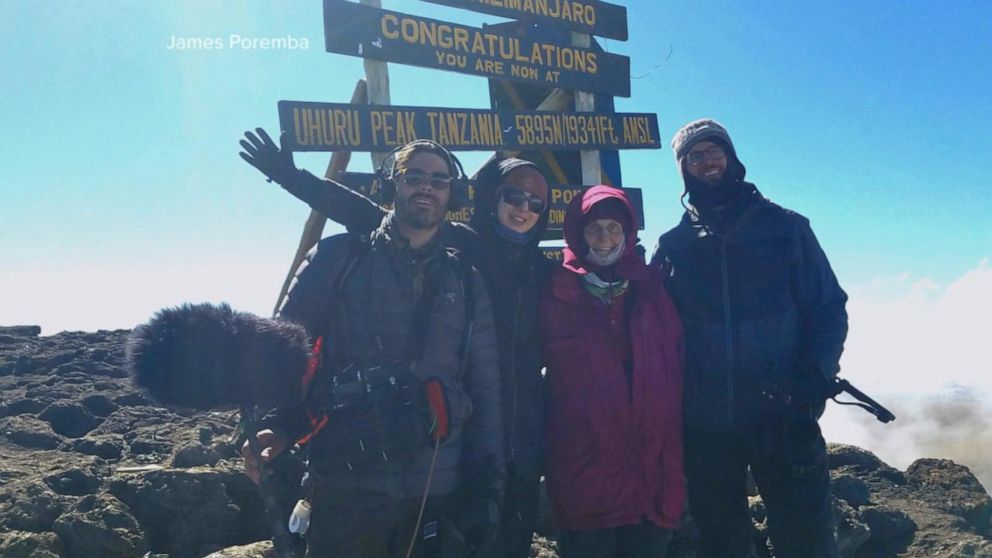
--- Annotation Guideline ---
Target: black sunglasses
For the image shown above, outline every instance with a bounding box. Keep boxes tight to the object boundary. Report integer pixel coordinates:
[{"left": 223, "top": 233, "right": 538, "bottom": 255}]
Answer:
[{"left": 500, "top": 188, "right": 546, "bottom": 213}]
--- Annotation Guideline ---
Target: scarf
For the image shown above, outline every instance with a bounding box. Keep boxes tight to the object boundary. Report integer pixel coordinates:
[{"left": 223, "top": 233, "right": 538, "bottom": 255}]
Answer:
[{"left": 580, "top": 271, "right": 629, "bottom": 303}]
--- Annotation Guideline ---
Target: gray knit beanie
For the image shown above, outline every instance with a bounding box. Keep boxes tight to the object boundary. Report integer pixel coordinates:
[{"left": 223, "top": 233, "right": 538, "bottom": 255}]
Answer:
[{"left": 671, "top": 118, "right": 736, "bottom": 162}]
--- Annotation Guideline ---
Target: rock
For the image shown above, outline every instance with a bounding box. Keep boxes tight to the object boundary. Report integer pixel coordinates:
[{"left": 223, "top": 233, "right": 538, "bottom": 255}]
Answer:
[
  {"left": 69, "top": 436, "right": 125, "bottom": 459},
  {"left": 858, "top": 504, "right": 917, "bottom": 556},
  {"left": 0, "top": 480, "right": 65, "bottom": 532},
  {"left": 828, "top": 443, "right": 883, "bottom": 473},
  {"left": 108, "top": 467, "right": 244, "bottom": 558},
  {"left": 39, "top": 401, "right": 104, "bottom": 438},
  {"left": 204, "top": 540, "right": 277, "bottom": 557},
  {"left": 833, "top": 498, "right": 871, "bottom": 555},
  {"left": 44, "top": 467, "right": 101, "bottom": 496},
  {"left": 0, "top": 529, "right": 63, "bottom": 558},
  {"left": 82, "top": 393, "right": 119, "bottom": 417},
  {"left": 0, "top": 325, "right": 42, "bottom": 338},
  {"left": 0, "top": 415, "right": 64, "bottom": 449},
  {"left": 0, "top": 398, "right": 48, "bottom": 417},
  {"left": 906, "top": 458, "right": 992, "bottom": 531},
  {"left": 831, "top": 473, "right": 872, "bottom": 508},
  {"left": 173, "top": 443, "right": 223, "bottom": 468},
  {"left": 52, "top": 493, "right": 148, "bottom": 558}
]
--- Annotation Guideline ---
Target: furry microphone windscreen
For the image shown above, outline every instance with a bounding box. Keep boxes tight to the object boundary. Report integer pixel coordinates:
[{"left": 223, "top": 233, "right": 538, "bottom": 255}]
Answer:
[{"left": 127, "top": 303, "right": 311, "bottom": 410}]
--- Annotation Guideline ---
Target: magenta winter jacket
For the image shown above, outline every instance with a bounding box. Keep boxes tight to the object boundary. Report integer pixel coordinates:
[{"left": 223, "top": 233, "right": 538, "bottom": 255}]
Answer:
[{"left": 541, "top": 186, "right": 685, "bottom": 531}]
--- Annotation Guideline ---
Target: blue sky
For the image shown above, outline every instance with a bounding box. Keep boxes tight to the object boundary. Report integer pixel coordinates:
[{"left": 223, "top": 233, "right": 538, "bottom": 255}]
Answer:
[{"left": 2, "top": 1, "right": 991, "bottom": 479}]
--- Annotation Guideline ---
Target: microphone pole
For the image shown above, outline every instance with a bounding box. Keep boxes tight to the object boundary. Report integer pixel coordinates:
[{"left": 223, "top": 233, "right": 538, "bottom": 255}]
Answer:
[{"left": 241, "top": 404, "right": 297, "bottom": 558}]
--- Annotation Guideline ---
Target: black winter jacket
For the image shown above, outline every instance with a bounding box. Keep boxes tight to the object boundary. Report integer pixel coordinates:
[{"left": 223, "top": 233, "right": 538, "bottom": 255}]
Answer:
[
  {"left": 651, "top": 184, "right": 848, "bottom": 433},
  {"left": 281, "top": 167, "right": 554, "bottom": 479},
  {"left": 274, "top": 214, "right": 504, "bottom": 499}
]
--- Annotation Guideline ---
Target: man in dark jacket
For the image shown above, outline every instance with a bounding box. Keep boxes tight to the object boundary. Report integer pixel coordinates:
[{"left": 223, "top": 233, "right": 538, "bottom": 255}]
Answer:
[
  {"left": 259, "top": 147, "right": 555, "bottom": 558},
  {"left": 239, "top": 131, "right": 505, "bottom": 558},
  {"left": 651, "top": 119, "right": 848, "bottom": 558}
]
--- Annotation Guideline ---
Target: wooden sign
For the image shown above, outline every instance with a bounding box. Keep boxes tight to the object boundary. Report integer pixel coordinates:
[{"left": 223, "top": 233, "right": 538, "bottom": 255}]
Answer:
[
  {"left": 418, "top": 0, "right": 628, "bottom": 41},
  {"left": 323, "top": 0, "right": 631, "bottom": 96},
  {"left": 334, "top": 171, "right": 644, "bottom": 231},
  {"left": 279, "top": 100, "right": 659, "bottom": 152}
]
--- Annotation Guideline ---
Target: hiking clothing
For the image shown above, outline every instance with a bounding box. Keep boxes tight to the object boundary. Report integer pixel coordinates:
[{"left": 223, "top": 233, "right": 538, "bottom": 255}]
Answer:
[
  {"left": 651, "top": 170, "right": 846, "bottom": 558},
  {"left": 652, "top": 183, "right": 848, "bottom": 433},
  {"left": 542, "top": 186, "right": 685, "bottom": 533},
  {"left": 279, "top": 161, "right": 554, "bottom": 557},
  {"left": 684, "top": 405, "right": 836, "bottom": 558},
  {"left": 273, "top": 213, "right": 505, "bottom": 503}
]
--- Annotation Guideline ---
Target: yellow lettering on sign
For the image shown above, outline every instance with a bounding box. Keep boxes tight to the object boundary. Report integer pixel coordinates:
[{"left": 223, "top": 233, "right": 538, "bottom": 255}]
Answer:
[
  {"left": 381, "top": 14, "right": 399, "bottom": 39},
  {"left": 426, "top": 112, "right": 440, "bottom": 141}
]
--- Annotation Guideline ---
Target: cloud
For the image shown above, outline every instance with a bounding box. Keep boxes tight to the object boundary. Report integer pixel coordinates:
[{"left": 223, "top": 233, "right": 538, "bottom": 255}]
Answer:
[{"left": 822, "top": 259, "right": 992, "bottom": 490}]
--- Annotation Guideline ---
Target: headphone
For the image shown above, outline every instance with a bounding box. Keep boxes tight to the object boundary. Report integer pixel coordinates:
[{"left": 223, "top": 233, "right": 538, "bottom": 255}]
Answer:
[{"left": 375, "top": 140, "right": 470, "bottom": 210}]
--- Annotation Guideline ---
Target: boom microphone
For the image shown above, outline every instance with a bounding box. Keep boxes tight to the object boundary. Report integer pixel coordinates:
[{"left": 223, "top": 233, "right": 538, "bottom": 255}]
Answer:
[{"left": 127, "top": 302, "right": 311, "bottom": 410}]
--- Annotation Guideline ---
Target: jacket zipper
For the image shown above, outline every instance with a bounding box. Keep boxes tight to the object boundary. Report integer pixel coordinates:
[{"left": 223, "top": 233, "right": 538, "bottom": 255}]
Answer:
[{"left": 720, "top": 237, "right": 734, "bottom": 428}]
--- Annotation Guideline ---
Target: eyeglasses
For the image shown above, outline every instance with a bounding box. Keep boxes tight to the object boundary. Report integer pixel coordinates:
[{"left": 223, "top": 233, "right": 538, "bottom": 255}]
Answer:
[
  {"left": 500, "top": 187, "right": 546, "bottom": 213},
  {"left": 686, "top": 146, "right": 727, "bottom": 166},
  {"left": 396, "top": 169, "right": 452, "bottom": 189}
]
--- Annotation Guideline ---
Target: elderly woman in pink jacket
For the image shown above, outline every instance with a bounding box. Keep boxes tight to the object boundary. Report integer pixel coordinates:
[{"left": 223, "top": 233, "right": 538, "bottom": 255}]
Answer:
[{"left": 541, "top": 185, "right": 685, "bottom": 558}]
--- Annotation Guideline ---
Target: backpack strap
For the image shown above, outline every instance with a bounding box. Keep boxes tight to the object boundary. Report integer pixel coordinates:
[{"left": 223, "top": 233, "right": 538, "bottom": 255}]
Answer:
[{"left": 297, "top": 232, "right": 373, "bottom": 445}]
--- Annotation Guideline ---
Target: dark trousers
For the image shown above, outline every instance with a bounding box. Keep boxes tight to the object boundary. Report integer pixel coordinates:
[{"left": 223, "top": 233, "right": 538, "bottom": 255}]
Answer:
[
  {"left": 493, "top": 471, "right": 541, "bottom": 558},
  {"left": 685, "top": 412, "right": 837, "bottom": 558},
  {"left": 558, "top": 520, "right": 672, "bottom": 558},
  {"left": 305, "top": 489, "right": 455, "bottom": 558}
]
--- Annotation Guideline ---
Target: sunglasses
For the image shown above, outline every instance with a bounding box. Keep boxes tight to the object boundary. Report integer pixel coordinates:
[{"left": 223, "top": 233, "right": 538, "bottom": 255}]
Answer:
[
  {"left": 396, "top": 169, "right": 452, "bottom": 189},
  {"left": 500, "top": 188, "right": 546, "bottom": 213}
]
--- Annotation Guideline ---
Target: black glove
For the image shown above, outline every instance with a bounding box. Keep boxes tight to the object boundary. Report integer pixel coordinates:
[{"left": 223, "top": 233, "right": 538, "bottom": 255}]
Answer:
[
  {"left": 456, "top": 497, "right": 500, "bottom": 557},
  {"left": 239, "top": 127, "right": 301, "bottom": 186}
]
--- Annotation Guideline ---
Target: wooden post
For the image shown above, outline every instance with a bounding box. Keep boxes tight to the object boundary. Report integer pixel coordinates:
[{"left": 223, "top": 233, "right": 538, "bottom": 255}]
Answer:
[
  {"left": 361, "top": 0, "right": 392, "bottom": 172},
  {"left": 272, "top": 80, "right": 369, "bottom": 316},
  {"left": 572, "top": 31, "right": 602, "bottom": 185}
]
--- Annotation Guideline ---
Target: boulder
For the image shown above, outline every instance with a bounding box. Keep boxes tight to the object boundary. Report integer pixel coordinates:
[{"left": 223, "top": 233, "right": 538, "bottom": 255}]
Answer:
[
  {"left": 0, "top": 480, "right": 66, "bottom": 532},
  {"left": 52, "top": 493, "right": 148, "bottom": 558},
  {"left": 906, "top": 458, "right": 992, "bottom": 532},
  {"left": 0, "top": 529, "right": 63, "bottom": 558}
]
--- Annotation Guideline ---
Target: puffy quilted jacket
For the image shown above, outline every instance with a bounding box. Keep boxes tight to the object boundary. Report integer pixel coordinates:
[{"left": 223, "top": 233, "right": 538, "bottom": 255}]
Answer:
[{"left": 652, "top": 184, "right": 848, "bottom": 433}]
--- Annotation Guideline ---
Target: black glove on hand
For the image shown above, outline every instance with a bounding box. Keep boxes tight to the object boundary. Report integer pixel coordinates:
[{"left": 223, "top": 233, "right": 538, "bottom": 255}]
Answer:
[
  {"left": 239, "top": 127, "right": 300, "bottom": 186},
  {"left": 457, "top": 497, "right": 500, "bottom": 557}
]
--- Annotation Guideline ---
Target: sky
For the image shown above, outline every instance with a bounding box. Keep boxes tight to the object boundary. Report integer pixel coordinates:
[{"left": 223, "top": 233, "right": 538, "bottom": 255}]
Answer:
[{"left": 2, "top": 1, "right": 990, "bottom": 485}]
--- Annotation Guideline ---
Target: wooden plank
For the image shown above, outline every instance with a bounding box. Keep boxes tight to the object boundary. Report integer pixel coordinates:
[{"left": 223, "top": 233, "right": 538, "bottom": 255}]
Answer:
[
  {"left": 277, "top": 100, "right": 661, "bottom": 152},
  {"left": 572, "top": 30, "right": 601, "bottom": 185},
  {"left": 333, "top": 171, "right": 645, "bottom": 231},
  {"left": 323, "top": 0, "right": 631, "bottom": 97},
  {"left": 417, "top": 0, "right": 628, "bottom": 40}
]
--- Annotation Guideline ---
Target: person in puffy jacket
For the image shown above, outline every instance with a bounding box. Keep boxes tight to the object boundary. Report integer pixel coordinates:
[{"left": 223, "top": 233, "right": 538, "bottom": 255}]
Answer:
[
  {"left": 651, "top": 119, "right": 848, "bottom": 558},
  {"left": 542, "top": 185, "right": 685, "bottom": 558},
  {"left": 240, "top": 133, "right": 504, "bottom": 557},
  {"left": 242, "top": 131, "right": 555, "bottom": 558}
]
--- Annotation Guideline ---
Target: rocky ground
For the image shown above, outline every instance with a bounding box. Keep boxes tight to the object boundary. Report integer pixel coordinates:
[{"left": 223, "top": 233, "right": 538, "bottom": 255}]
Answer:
[{"left": 0, "top": 325, "right": 990, "bottom": 558}]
